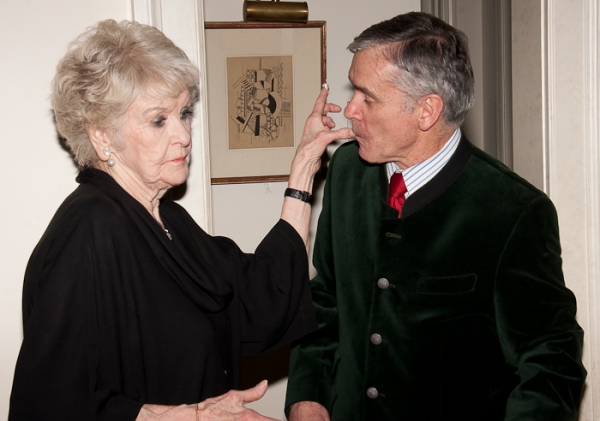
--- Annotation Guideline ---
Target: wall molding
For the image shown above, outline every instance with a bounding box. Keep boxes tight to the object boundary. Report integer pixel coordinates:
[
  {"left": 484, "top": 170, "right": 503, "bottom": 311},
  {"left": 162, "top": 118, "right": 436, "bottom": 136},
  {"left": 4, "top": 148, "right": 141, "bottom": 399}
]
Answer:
[
  {"left": 494, "top": 0, "right": 513, "bottom": 167},
  {"left": 131, "top": 0, "right": 213, "bottom": 232},
  {"left": 584, "top": 0, "right": 600, "bottom": 417},
  {"left": 131, "top": 0, "right": 163, "bottom": 29},
  {"left": 543, "top": 0, "right": 552, "bottom": 196},
  {"left": 420, "top": 0, "right": 456, "bottom": 25}
]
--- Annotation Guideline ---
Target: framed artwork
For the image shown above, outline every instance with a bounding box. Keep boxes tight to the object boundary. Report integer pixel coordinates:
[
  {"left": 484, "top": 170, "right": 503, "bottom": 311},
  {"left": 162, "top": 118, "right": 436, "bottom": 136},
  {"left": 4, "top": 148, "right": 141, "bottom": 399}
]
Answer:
[{"left": 204, "top": 21, "right": 326, "bottom": 184}]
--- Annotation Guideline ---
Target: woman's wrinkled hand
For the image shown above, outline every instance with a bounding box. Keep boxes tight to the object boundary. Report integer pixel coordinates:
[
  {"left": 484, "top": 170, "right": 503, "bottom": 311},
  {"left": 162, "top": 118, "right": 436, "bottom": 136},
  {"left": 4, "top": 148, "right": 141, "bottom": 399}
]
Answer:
[
  {"left": 137, "top": 381, "right": 279, "bottom": 421},
  {"left": 288, "top": 85, "right": 355, "bottom": 190},
  {"left": 196, "top": 380, "right": 279, "bottom": 421}
]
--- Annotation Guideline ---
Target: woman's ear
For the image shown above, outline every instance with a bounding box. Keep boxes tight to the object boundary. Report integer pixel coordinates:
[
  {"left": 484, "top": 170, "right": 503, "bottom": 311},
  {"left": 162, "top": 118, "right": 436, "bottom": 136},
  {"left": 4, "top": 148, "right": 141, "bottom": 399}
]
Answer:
[
  {"left": 417, "top": 94, "right": 444, "bottom": 131},
  {"left": 87, "top": 126, "right": 111, "bottom": 163}
]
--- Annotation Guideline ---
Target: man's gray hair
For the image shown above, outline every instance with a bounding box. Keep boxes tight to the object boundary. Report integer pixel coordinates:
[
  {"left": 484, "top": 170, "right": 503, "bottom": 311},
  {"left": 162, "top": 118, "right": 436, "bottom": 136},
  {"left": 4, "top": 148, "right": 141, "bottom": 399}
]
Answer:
[{"left": 348, "top": 12, "right": 474, "bottom": 126}]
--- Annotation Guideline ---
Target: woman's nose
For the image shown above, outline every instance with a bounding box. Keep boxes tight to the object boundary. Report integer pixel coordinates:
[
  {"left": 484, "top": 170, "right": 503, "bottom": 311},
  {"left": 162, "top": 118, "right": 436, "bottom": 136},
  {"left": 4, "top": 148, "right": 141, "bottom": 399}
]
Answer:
[{"left": 173, "top": 121, "right": 192, "bottom": 146}]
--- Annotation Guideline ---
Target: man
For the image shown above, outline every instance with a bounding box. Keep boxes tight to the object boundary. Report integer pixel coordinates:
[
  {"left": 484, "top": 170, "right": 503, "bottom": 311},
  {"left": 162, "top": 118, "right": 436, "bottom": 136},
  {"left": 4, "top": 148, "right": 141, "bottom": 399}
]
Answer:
[{"left": 285, "top": 12, "right": 586, "bottom": 421}]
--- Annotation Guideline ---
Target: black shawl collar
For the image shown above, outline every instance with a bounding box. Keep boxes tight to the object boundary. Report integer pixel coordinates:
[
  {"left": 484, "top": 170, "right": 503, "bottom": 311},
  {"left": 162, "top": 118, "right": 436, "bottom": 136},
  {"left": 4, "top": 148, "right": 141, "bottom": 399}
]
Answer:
[{"left": 77, "top": 168, "right": 234, "bottom": 313}]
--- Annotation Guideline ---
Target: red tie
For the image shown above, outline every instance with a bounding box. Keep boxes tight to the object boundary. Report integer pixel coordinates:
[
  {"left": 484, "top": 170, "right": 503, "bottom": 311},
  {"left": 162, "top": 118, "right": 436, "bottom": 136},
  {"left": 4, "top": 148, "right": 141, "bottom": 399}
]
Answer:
[{"left": 388, "top": 172, "right": 407, "bottom": 218}]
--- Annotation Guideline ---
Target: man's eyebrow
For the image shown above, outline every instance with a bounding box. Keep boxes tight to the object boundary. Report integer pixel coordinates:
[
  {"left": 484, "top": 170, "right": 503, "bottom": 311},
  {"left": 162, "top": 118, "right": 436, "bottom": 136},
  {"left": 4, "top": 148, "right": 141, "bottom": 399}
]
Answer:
[
  {"left": 348, "top": 76, "right": 372, "bottom": 95},
  {"left": 349, "top": 79, "right": 377, "bottom": 99}
]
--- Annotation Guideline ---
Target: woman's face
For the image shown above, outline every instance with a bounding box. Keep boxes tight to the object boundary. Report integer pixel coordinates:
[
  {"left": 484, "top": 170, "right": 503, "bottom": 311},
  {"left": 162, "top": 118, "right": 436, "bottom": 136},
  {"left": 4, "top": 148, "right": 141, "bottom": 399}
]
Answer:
[{"left": 112, "top": 90, "right": 193, "bottom": 194}]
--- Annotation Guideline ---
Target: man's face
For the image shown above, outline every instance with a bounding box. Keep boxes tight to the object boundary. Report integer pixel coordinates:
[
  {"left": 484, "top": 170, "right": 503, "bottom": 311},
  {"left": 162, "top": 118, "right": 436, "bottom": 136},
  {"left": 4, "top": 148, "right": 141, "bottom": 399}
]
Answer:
[{"left": 344, "top": 48, "right": 420, "bottom": 168}]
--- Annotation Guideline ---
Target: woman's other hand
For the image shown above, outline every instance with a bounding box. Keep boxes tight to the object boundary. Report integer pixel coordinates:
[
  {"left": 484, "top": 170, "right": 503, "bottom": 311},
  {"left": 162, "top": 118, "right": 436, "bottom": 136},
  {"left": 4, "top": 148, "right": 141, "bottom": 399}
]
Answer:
[
  {"left": 196, "top": 380, "right": 279, "bottom": 421},
  {"left": 137, "top": 380, "right": 279, "bottom": 420}
]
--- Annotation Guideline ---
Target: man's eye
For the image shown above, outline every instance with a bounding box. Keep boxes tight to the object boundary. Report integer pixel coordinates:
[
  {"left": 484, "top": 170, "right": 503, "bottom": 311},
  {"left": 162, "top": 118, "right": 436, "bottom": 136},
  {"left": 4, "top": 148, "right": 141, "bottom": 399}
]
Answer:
[{"left": 152, "top": 116, "right": 166, "bottom": 127}]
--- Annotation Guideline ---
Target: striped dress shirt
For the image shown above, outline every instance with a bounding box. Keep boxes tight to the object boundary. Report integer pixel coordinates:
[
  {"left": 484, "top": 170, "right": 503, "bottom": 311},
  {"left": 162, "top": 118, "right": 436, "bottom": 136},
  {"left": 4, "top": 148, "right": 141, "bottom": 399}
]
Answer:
[{"left": 386, "top": 128, "right": 461, "bottom": 199}]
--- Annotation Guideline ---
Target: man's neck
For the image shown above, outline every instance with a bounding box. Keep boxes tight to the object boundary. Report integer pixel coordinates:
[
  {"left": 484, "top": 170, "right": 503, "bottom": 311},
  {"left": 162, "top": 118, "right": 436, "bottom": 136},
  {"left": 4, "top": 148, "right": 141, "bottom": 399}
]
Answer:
[{"left": 395, "top": 124, "right": 458, "bottom": 170}]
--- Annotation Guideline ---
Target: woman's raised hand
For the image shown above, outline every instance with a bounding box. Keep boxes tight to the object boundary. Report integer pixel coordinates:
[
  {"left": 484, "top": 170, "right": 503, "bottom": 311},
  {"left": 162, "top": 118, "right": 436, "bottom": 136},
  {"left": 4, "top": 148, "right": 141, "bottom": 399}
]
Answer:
[{"left": 287, "top": 85, "right": 354, "bottom": 191}]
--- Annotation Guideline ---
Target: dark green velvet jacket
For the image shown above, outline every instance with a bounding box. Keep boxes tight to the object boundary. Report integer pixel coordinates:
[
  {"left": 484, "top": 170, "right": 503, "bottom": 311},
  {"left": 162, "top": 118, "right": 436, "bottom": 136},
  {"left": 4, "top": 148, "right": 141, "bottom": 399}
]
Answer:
[{"left": 285, "top": 138, "right": 586, "bottom": 420}]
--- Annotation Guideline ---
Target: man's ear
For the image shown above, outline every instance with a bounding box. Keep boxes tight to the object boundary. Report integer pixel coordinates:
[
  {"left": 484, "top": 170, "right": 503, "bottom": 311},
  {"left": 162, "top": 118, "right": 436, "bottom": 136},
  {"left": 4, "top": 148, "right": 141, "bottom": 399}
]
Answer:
[
  {"left": 87, "top": 126, "right": 111, "bottom": 163},
  {"left": 417, "top": 94, "right": 444, "bottom": 131}
]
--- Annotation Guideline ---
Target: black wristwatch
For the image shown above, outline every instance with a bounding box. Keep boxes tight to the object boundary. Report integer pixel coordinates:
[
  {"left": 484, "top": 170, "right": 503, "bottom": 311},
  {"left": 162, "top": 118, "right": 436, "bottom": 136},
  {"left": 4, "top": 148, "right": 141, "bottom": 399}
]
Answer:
[{"left": 284, "top": 188, "right": 312, "bottom": 203}]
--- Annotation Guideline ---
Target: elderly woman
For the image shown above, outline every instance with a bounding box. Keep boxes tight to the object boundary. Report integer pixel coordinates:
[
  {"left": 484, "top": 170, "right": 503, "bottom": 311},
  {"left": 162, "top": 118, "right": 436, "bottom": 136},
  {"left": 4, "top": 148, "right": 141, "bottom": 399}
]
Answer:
[{"left": 9, "top": 20, "right": 352, "bottom": 421}]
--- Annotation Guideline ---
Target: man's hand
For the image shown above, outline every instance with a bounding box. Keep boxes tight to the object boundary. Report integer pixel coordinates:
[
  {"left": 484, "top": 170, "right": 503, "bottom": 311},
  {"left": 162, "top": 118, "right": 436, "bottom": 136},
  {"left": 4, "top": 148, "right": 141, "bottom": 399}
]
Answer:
[{"left": 288, "top": 401, "right": 330, "bottom": 421}]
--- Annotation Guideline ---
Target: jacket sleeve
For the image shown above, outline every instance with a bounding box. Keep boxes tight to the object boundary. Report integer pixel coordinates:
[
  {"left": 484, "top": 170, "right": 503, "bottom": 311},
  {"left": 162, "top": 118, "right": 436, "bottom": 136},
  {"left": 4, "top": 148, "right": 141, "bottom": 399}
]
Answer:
[
  {"left": 285, "top": 154, "right": 341, "bottom": 414},
  {"left": 495, "top": 196, "right": 586, "bottom": 420}
]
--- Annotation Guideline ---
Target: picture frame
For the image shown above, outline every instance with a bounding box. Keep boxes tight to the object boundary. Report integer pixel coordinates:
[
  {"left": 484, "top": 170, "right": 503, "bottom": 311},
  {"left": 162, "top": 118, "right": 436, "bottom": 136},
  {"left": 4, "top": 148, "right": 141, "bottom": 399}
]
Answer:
[{"left": 204, "top": 21, "right": 326, "bottom": 184}]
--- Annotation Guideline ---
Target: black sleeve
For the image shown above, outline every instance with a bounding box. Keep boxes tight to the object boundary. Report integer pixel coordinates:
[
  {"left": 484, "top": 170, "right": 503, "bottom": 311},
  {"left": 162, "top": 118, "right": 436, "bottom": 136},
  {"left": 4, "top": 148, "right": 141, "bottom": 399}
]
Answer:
[
  {"left": 159, "top": 200, "right": 318, "bottom": 357},
  {"left": 10, "top": 203, "right": 144, "bottom": 421},
  {"left": 237, "top": 219, "right": 318, "bottom": 356},
  {"left": 495, "top": 196, "right": 586, "bottom": 420}
]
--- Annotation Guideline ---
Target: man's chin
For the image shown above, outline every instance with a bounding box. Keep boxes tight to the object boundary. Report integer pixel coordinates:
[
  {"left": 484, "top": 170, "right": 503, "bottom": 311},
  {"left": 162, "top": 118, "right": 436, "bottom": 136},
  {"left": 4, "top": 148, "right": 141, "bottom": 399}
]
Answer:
[
  {"left": 358, "top": 146, "right": 390, "bottom": 166},
  {"left": 357, "top": 147, "right": 378, "bottom": 164}
]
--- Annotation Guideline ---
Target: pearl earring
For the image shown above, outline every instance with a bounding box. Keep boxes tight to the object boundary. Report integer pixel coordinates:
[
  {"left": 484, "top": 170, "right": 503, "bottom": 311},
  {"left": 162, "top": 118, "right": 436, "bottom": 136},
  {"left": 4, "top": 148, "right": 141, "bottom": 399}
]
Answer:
[{"left": 103, "top": 147, "right": 115, "bottom": 167}]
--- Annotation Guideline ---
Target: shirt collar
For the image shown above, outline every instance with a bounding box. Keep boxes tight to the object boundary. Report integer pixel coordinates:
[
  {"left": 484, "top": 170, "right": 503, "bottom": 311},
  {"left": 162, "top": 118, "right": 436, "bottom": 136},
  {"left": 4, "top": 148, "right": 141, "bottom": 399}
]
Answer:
[{"left": 386, "top": 128, "right": 462, "bottom": 197}]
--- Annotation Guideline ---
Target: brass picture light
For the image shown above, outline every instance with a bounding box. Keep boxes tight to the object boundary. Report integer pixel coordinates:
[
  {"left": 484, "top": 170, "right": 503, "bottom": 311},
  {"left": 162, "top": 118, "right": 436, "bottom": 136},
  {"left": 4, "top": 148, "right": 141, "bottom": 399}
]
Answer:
[{"left": 243, "top": 0, "right": 309, "bottom": 23}]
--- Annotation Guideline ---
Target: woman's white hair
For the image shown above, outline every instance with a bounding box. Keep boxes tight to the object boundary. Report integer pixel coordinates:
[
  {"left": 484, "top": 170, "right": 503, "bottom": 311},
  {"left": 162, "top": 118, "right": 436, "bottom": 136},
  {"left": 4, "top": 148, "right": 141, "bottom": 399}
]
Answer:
[{"left": 52, "top": 19, "right": 200, "bottom": 167}]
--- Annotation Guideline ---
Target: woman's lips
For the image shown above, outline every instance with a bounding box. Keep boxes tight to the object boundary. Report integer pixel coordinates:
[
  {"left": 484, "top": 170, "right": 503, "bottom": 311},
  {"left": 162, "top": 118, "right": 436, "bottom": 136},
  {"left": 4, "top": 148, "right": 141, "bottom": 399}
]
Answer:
[{"left": 171, "top": 156, "right": 187, "bottom": 164}]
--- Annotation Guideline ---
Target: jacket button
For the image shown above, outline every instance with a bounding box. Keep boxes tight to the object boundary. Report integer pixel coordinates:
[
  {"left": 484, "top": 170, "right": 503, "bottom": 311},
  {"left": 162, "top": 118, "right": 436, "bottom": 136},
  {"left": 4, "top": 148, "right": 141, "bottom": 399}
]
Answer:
[
  {"left": 366, "top": 387, "right": 379, "bottom": 399},
  {"left": 370, "top": 333, "right": 382, "bottom": 345},
  {"left": 377, "top": 278, "right": 389, "bottom": 289}
]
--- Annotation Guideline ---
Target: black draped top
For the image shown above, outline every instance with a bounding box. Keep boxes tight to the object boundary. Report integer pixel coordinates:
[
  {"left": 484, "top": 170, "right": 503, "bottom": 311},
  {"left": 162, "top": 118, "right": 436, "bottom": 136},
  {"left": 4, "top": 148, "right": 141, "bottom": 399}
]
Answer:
[{"left": 10, "top": 168, "right": 317, "bottom": 420}]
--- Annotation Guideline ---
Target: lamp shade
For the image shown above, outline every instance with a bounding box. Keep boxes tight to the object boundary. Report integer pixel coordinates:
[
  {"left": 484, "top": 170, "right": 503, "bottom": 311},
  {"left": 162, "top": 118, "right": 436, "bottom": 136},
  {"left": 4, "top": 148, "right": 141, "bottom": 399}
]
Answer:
[{"left": 243, "top": 0, "right": 309, "bottom": 23}]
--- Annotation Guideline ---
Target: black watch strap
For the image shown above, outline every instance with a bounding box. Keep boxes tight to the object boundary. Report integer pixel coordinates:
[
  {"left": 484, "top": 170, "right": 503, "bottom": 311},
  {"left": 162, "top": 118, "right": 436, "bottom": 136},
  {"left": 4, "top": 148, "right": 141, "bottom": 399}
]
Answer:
[{"left": 284, "top": 188, "right": 312, "bottom": 203}]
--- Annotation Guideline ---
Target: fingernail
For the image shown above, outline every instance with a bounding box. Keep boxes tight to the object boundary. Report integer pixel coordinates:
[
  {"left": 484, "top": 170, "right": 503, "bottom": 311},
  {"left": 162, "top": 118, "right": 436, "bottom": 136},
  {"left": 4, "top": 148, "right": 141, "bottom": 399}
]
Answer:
[{"left": 322, "top": 82, "right": 329, "bottom": 92}]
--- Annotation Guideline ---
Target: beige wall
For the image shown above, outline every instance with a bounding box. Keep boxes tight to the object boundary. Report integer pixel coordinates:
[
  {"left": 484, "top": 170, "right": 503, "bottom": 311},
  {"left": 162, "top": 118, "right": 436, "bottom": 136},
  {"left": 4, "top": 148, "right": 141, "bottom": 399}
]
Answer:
[{"left": 511, "top": 1, "right": 600, "bottom": 419}]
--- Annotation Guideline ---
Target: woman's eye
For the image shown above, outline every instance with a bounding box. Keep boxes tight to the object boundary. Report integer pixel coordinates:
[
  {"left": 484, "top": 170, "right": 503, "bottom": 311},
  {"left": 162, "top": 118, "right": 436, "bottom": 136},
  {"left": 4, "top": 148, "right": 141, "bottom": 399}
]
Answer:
[
  {"left": 152, "top": 116, "right": 166, "bottom": 127},
  {"left": 181, "top": 108, "right": 194, "bottom": 121}
]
